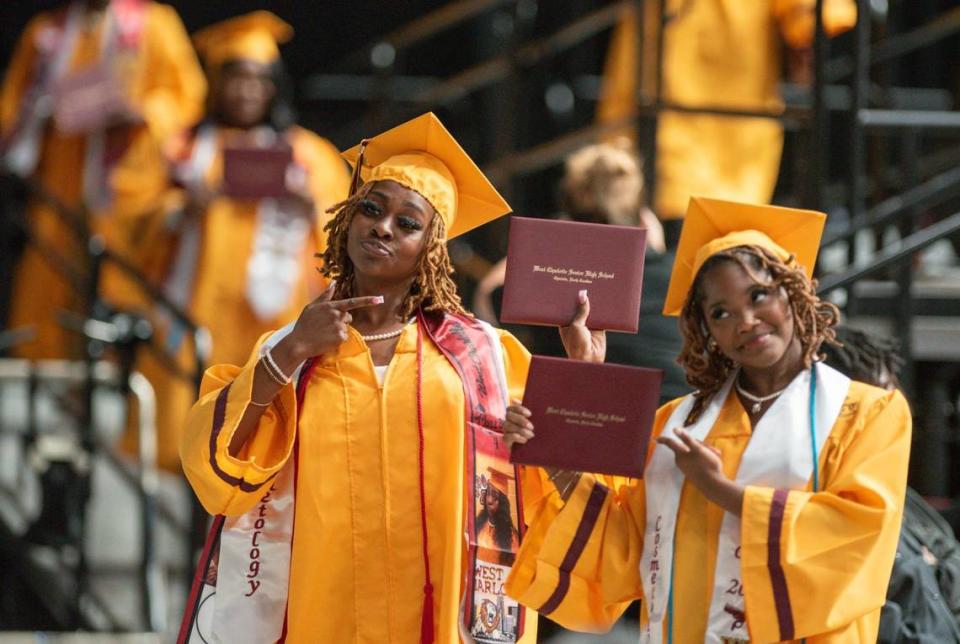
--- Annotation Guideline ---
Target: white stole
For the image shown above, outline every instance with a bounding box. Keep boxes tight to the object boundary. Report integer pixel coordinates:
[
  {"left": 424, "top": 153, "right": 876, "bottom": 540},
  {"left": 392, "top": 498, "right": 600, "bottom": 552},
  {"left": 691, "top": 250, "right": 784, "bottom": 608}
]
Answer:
[
  {"left": 639, "top": 362, "right": 850, "bottom": 643},
  {"left": 190, "top": 323, "right": 299, "bottom": 644}
]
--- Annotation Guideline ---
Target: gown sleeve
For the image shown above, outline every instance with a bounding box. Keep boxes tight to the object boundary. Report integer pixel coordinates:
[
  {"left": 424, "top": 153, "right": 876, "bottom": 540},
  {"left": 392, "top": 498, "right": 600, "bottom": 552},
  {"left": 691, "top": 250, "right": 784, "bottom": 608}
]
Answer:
[
  {"left": 136, "top": 4, "right": 206, "bottom": 142},
  {"left": 772, "top": 0, "right": 857, "bottom": 49},
  {"left": 179, "top": 332, "right": 299, "bottom": 517},
  {"left": 505, "top": 399, "right": 684, "bottom": 632},
  {"left": 740, "top": 387, "right": 912, "bottom": 642}
]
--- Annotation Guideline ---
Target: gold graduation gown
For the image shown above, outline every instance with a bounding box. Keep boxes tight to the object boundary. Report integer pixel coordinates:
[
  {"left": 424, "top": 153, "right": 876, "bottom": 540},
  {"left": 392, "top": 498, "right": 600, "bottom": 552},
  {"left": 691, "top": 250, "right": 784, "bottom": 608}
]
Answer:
[
  {"left": 506, "top": 381, "right": 911, "bottom": 643},
  {"left": 180, "top": 325, "right": 539, "bottom": 643},
  {"left": 111, "top": 124, "right": 350, "bottom": 470},
  {"left": 1, "top": 2, "right": 205, "bottom": 359},
  {"left": 598, "top": 0, "right": 856, "bottom": 220}
]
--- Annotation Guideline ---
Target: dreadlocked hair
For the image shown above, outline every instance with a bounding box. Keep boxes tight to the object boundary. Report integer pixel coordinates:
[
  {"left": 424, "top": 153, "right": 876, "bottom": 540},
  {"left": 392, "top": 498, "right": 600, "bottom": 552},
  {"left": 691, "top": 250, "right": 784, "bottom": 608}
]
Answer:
[
  {"left": 821, "top": 326, "right": 903, "bottom": 389},
  {"left": 317, "top": 182, "right": 467, "bottom": 320},
  {"left": 677, "top": 245, "right": 840, "bottom": 426}
]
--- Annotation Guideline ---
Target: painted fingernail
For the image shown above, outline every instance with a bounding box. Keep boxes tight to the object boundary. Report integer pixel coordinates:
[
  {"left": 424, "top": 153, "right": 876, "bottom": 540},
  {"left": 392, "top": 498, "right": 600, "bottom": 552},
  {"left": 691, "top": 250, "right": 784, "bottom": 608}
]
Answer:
[
  {"left": 578, "top": 289, "right": 588, "bottom": 304},
  {"left": 373, "top": 295, "right": 384, "bottom": 304}
]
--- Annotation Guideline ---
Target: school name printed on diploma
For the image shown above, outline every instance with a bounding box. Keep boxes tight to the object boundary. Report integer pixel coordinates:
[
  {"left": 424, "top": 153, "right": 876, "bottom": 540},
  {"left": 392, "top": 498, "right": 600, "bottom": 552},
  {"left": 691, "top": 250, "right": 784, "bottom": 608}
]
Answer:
[
  {"left": 545, "top": 406, "right": 626, "bottom": 427},
  {"left": 532, "top": 264, "right": 616, "bottom": 284}
]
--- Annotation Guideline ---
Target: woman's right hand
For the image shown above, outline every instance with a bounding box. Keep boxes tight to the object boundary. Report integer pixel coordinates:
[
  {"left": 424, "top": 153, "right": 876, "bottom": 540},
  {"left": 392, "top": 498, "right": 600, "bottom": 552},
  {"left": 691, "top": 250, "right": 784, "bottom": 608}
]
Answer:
[
  {"left": 274, "top": 281, "right": 384, "bottom": 370},
  {"left": 503, "top": 400, "right": 534, "bottom": 449}
]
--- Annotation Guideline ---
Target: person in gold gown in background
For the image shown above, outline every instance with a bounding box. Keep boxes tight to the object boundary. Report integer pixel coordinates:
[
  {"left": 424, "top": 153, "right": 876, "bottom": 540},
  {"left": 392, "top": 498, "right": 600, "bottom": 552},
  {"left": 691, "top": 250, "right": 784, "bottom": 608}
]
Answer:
[
  {"left": 0, "top": 0, "right": 206, "bottom": 359},
  {"left": 110, "top": 11, "right": 351, "bottom": 469},
  {"left": 598, "top": 0, "right": 856, "bottom": 244}
]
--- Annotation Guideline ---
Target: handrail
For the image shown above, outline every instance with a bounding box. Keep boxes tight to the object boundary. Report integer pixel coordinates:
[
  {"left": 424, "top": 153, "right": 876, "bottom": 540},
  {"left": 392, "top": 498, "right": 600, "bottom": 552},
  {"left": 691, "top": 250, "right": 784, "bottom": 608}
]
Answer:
[
  {"left": 414, "top": 1, "right": 631, "bottom": 106},
  {"left": 326, "top": 0, "right": 512, "bottom": 73},
  {"left": 818, "top": 210, "right": 960, "bottom": 294},
  {"left": 826, "top": 6, "right": 960, "bottom": 81},
  {"left": 6, "top": 173, "right": 208, "bottom": 384},
  {"left": 821, "top": 165, "right": 960, "bottom": 246}
]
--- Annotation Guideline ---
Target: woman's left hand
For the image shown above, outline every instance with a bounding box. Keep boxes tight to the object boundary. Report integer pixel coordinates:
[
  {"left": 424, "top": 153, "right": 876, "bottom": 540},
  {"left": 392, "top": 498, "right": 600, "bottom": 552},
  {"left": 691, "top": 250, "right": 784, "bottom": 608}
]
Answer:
[
  {"left": 657, "top": 428, "right": 744, "bottom": 516},
  {"left": 559, "top": 290, "right": 606, "bottom": 362}
]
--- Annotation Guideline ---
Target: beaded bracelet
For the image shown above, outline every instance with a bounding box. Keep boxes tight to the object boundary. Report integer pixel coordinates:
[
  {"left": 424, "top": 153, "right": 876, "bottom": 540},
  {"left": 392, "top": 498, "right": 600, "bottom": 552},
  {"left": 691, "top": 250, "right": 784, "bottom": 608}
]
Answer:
[{"left": 261, "top": 345, "right": 292, "bottom": 386}]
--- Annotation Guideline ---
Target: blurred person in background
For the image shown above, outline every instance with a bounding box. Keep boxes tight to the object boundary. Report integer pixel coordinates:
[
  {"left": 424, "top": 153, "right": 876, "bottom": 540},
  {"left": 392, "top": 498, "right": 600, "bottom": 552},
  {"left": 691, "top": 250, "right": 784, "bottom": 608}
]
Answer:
[
  {"left": 109, "top": 11, "right": 350, "bottom": 470},
  {"left": 473, "top": 139, "right": 688, "bottom": 406},
  {"left": 598, "top": 0, "right": 856, "bottom": 246},
  {"left": 0, "top": 0, "right": 205, "bottom": 359}
]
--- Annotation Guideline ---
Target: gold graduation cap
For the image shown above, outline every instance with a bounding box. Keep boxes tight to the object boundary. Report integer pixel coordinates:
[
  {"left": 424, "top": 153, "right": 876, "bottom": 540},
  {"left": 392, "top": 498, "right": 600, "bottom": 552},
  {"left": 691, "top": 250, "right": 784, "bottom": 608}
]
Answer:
[
  {"left": 485, "top": 465, "right": 515, "bottom": 496},
  {"left": 663, "top": 196, "right": 826, "bottom": 316},
  {"left": 341, "top": 113, "right": 511, "bottom": 239},
  {"left": 193, "top": 11, "right": 293, "bottom": 69}
]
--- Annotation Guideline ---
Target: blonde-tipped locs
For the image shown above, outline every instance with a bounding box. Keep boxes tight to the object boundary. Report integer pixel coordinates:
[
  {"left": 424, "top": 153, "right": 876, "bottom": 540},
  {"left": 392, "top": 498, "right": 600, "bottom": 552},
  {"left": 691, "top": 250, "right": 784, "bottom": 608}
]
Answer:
[
  {"left": 317, "top": 183, "right": 467, "bottom": 320},
  {"left": 677, "top": 245, "right": 840, "bottom": 425}
]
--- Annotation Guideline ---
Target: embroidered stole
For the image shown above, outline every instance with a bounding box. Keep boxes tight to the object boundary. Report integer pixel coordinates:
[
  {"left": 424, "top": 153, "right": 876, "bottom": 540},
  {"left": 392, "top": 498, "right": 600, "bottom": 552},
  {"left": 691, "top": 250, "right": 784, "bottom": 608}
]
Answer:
[
  {"left": 178, "top": 312, "right": 527, "bottom": 643},
  {"left": 639, "top": 362, "right": 850, "bottom": 643},
  {"left": 420, "top": 311, "right": 527, "bottom": 643}
]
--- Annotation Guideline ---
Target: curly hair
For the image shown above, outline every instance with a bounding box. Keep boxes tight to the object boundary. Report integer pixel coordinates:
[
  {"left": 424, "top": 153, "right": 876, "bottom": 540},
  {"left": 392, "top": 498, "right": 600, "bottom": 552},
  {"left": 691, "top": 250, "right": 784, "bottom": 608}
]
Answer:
[
  {"left": 677, "top": 245, "right": 840, "bottom": 425},
  {"left": 317, "top": 182, "right": 467, "bottom": 319}
]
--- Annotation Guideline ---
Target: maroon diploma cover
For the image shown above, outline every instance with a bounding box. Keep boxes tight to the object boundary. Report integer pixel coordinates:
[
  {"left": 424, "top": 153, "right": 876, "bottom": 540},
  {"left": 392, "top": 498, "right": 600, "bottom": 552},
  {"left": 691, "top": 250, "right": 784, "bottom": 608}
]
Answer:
[
  {"left": 221, "top": 145, "right": 294, "bottom": 199},
  {"left": 510, "top": 356, "right": 662, "bottom": 478},
  {"left": 499, "top": 217, "right": 647, "bottom": 332}
]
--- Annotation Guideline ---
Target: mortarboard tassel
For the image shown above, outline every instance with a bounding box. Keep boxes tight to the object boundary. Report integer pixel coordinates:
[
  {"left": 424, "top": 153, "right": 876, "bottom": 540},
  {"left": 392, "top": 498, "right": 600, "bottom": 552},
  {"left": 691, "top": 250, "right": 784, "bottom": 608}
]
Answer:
[{"left": 348, "top": 139, "right": 369, "bottom": 197}]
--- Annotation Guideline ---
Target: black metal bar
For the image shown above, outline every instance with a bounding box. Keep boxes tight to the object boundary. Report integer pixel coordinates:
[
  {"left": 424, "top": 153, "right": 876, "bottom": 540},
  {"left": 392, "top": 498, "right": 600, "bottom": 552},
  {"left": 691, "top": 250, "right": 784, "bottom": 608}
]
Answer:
[
  {"left": 409, "top": 1, "right": 632, "bottom": 107},
  {"left": 321, "top": 0, "right": 512, "bottom": 73},
  {"left": 826, "top": 6, "right": 960, "bottom": 82},
  {"left": 893, "top": 127, "right": 918, "bottom": 401},
  {"left": 859, "top": 109, "right": 960, "bottom": 131},
  {"left": 848, "top": 0, "right": 871, "bottom": 272},
  {"left": 818, "top": 209, "right": 960, "bottom": 293},
  {"left": 639, "top": 100, "right": 809, "bottom": 125},
  {"left": 809, "top": 0, "right": 828, "bottom": 210}
]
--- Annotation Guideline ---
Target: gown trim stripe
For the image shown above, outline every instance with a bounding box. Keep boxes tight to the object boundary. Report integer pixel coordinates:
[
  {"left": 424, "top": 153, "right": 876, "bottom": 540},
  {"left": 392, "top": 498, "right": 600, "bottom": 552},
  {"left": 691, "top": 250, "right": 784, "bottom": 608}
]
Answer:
[
  {"left": 767, "top": 487, "right": 795, "bottom": 641},
  {"left": 209, "top": 383, "right": 278, "bottom": 492},
  {"left": 540, "top": 482, "right": 609, "bottom": 614}
]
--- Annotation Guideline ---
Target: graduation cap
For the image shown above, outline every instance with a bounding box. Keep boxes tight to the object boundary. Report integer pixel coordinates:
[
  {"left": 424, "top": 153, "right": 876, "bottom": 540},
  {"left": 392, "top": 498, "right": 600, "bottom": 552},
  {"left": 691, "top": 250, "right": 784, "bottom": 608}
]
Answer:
[
  {"left": 341, "top": 113, "right": 511, "bottom": 239},
  {"left": 484, "top": 465, "right": 515, "bottom": 496},
  {"left": 193, "top": 11, "right": 293, "bottom": 69},
  {"left": 663, "top": 196, "right": 826, "bottom": 316}
]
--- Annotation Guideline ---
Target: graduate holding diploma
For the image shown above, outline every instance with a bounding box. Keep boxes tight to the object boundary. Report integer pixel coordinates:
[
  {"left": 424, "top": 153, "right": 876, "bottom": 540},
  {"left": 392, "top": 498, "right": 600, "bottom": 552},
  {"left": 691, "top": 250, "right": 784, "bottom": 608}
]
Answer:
[
  {"left": 177, "top": 113, "right": 604, "bottom": 644},
  {"left": 503, "top": 197, "right": 911, "bottom": 643}
]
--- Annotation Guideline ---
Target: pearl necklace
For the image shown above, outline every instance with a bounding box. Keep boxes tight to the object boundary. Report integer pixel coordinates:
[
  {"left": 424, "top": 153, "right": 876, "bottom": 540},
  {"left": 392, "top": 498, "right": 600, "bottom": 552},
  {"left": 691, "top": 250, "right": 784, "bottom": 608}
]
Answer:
[
  {"left": 359, "top": 319, "right": 415, "bottom": 343},
  {"left": 734, "top": 376, "right": 788, "bottom": 415}
]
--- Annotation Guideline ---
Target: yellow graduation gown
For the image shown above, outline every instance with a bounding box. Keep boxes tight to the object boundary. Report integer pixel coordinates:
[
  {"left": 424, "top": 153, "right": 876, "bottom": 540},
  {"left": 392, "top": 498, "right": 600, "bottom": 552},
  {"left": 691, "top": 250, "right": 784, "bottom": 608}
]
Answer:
[
  {"left": 598, "top": 0, "right": 856, "bottom": 220},
  {"left": 180, "top": 324, "right": 539, "bottom": 643},
  {"left": 1, "top": 2, "right": 206, "bottom": 359},
  {"left": 112, "top": 123, "right": 350, "bottom": 470},
  {"left": 506, "top": 381, "right": 911, "bottom": 643}
]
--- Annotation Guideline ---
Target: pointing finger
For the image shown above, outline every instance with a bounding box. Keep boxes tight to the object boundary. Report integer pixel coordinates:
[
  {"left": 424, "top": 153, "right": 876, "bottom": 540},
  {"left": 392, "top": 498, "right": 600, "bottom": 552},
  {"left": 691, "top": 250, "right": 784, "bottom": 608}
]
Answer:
[
  {"left": 330, "top": 295, "right": 385, "bottom": 311},
  {"left": 656, "top": 435, "right": 689, "bottom": 454},
  {"left": 314, "top": 279, "right": 337, "bottom": 304}
]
